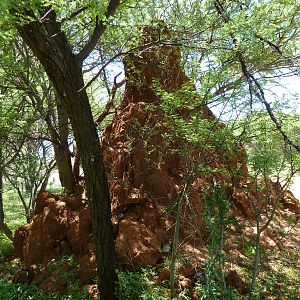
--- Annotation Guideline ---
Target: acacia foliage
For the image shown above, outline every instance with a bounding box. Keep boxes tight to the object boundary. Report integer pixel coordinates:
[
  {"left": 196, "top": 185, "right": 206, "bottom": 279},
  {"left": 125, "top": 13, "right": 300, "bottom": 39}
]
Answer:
[
  {"left": 0, "top": 1, "right": 299, "bottom": 298},
  {"left": 0, "top": 1, "right": 299, "bottom": 123}
]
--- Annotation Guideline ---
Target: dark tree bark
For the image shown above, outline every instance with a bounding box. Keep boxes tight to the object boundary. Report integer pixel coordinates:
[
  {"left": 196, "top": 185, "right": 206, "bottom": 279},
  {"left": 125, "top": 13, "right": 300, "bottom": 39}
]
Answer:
[
  {"left": 56, "top": 95, "right": 75, "bottom": 192},
  {"left": 16, "top": 63, "right": 75, "bottom": 193},
  {"left": 47, "top": 94, "right": 75, "bottom": 193},
  {"left": 45, "top": 105, "right": 75, "bottom": 193},
  {"left": 15, "top": 9, "right": 117, "bottom": 300}
]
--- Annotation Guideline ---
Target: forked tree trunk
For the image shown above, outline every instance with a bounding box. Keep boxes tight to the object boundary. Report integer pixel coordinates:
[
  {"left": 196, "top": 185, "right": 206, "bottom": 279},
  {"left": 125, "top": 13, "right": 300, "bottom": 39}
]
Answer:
[{"left": 16, "top": 11, "right": 117, "bottom": 300}]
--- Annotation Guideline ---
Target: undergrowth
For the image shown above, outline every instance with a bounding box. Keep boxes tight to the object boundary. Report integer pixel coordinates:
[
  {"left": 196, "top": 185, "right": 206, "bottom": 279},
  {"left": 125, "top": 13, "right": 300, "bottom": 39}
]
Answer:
[
  {"left": 0, "top": 279, "right": 90, "bottom": 300},
  {"left": 117, "top": 269, "right": 169, "bottom": 300},
  {"left": 1, "top": 190, "right": 300, "bottom": 299},
  {"left": 0, "top": 191, "right": 26, "bottom": 258}
]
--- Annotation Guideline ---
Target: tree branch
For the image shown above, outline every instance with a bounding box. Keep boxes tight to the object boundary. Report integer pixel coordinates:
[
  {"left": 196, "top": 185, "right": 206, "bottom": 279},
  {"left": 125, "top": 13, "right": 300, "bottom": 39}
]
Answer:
[
  {"left": 60, "top": 6, "right": 88, "bottom": 23},
  {"left": 95, "top": 73, "right": 125, "bottom": 126},
  {"left": 1, "top": 138, "right": 25, "bottom": 170},
  {"left": 214, "top": 0, "right": 300, "bottom": 153},
  {"left": 0, "top": 220, "right": 13, "bottom": 241},
  {"left": 251, "top": 81, "right": 300, "bottom": 152},
  {"left": 76, "top": 0, "right": 121, "bottom": 63},
  {"left": 79, "top": 50, "right": 124, "bottom": 92},
  {"left": 254, "top": 33, "right": 282, "bottom": 55},
  {"left": 79, "top": 40, "right": 162, "bottom": 92}
]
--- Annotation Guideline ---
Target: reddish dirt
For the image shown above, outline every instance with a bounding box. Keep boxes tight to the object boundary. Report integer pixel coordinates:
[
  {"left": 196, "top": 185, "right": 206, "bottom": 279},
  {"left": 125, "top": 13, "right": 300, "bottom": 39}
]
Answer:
[
  {"left": 225, "top": 270, "right": 249, "bottom": 295},
  {"left": 100, "top": 26, "right": 249, "bottom": 271},
  {"left": 12, "top": 26, "right": 300, "bottom": 294}
]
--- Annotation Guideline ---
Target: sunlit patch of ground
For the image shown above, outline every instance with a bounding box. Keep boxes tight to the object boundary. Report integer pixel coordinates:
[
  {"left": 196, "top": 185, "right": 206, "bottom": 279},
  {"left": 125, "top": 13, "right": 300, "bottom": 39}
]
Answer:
[{"left": 224, "top": 186, "right": 300, "bottom": 300}]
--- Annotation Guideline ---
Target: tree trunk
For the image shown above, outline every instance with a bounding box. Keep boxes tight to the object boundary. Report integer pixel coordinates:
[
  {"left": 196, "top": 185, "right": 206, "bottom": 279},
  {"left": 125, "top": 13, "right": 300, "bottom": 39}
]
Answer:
[
  {"left": 73, "top": 141, "right": 81, "bottom": 183},
  {"left": 23, "top": 69, "right": 75, "bottom": 193},
  {"left": 16, "top": 11, "right": 117, "bottom": 300},
  {"left": 48, "top": 94, "right": 75, "bottom": 193}
]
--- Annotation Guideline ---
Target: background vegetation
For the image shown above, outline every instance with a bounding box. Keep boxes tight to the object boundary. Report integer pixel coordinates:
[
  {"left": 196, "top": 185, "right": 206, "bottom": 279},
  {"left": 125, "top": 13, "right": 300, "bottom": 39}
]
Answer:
[{"left": 0, "top": 0, "right": 300, "bottom": 299}]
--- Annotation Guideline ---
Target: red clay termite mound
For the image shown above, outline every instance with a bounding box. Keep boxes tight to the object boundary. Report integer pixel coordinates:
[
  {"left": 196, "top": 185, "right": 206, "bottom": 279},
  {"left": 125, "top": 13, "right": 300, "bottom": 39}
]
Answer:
[
  {"left": 13, "top": 25, "right": 273, "bottom": 284},
  {"left": 13, "top": 188, "right": 96, "bottom": 279},
  {"left": 100, "top": 25, "right": 249, "bottom": 270}
]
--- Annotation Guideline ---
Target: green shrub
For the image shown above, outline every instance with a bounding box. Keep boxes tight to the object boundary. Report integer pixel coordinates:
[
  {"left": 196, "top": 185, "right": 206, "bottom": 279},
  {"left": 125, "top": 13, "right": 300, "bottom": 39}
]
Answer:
[
  {"left": 0, "top": 279, "right": 90, "bottom": 300},
  {"left": 116, "top": 269, "right": 169, "bottom": 300}
]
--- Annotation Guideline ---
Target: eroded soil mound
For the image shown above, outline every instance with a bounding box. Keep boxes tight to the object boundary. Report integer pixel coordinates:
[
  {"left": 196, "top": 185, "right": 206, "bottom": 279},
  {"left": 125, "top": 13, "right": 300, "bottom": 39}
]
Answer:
[
  {"left": 13, "top": 27, "right": 300, "bottom": 291},
  {"left": 101, "top": 26, "right": 249, "bottom": 270}
]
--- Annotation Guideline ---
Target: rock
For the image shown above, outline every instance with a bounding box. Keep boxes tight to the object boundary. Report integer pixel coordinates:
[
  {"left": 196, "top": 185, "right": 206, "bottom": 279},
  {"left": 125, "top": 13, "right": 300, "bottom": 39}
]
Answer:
[
  {"left": 15, "top": 199, "right": 74, "bottom": 265},
  {"left": 68, "top": 232, "right": 92, "bottom": 258},
  {"left": 79, "top": 207, "right": 92, "bottom": 233},
  {"left": 83, "top": 284, "right": 99, "bottom": 299},
  {"left": 178, "top": 275, "right": 192, "bottom": 292},
  {"left": 63, "top": 195, "right": 85, "bottom": 211},
  {"left": 32, "top": 205, "right": 69, "bottom": 264},
  {"left": 231, "top": 188, "right": 255, "bottom": 219},
  {"left": 178, "top": 264, "right": 195, "bottom": 278},
  {"left": 42, "top": 201, "right": 69, "bottom": 240}
]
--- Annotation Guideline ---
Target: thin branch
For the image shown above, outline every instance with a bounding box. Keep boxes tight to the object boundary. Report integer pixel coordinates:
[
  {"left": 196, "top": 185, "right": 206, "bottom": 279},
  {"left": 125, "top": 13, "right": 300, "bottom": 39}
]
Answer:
[
  {"left": 23, "top": 133, "right": 57, "bottom": 145},
  {"left": 60, "top": 6, "right": 88, "bottom": 23},
  {"left": 76, "top": 0, "right": 121, "bottom": 63},
  {"left": 39, "top": 7, "right": 53, "bottom": 22},
  {"left": 255, "top": 87, "right": 300, "bottom": 152},
  {"left": 1, "top": 138, "right": 25, "bottom": 170},
  {"left": 212, "top": 76, "right": 244, "bottom": 97},
  {"left": 79, "top": 40, "right": 162, "bottom": 92},
  {"left": 5, "top": 175, "right": 29, "bottom": 221},
  {"left": 38, "top": 159, "right": 57, "bottom": 196},
  {"left": 214, "top": 0, "right": 300, "bottom": 153},
  {"left": 254, "top": 33, "right": 282, "bottom": 55},
  {"left": 95, "top": 73, "right": 125, "bottom": 126},
  {"left": 79, "top": 51, "right": 124, "bottom": 92},
  {"left": 99, "top": 50, "right": 112, "bottom": 95}
]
